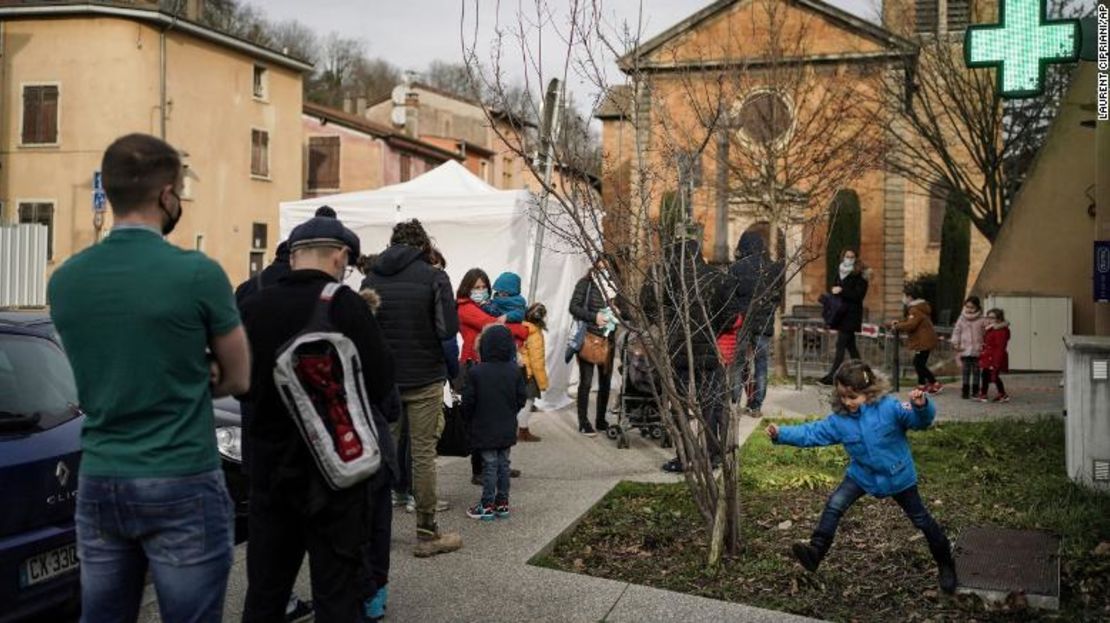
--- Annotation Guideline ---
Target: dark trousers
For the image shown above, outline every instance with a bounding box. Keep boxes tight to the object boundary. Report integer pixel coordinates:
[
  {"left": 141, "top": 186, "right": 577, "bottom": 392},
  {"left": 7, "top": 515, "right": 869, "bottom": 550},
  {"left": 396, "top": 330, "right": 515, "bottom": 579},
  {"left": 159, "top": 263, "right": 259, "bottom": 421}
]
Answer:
[
  {"left": 244, "top": 488, "right": 371, "bottom": 623},
  {"left": 811, "top": 477, "right": 952, "bottom": 565},
  {"left": 827, "top": 330, "right": 859, "bottom": 378},
  {"left": 676, "top": 365, "right": 726, "bottom": 462},
  {"left": 392, "top": 411, "right": 413, "bottom": 495},
  {"left": 980, "top": 368, "right": 1006, "bottom": 396},
  {"left": 577, "top": 350, "right": 615, "bottom": 427},
  {"left": 913, "top": 350, "right": 937, "bottom": 386},
  {"left": 365, "top": 477, "right": 392, "bottom": 591},
  {"left": 960, "top": 356, "right": 980, "bottom": 397}
]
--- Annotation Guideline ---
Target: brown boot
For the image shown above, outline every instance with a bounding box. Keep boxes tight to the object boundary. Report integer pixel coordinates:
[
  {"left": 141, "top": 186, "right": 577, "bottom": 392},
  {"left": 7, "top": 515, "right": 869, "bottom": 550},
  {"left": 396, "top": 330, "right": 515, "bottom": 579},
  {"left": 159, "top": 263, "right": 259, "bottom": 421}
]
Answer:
[
  {"left": 414, "top": 520, "right": 463, "bottom": 558},
  {"left": 518, "top": 427, "right": 542, "bottom": 442}
]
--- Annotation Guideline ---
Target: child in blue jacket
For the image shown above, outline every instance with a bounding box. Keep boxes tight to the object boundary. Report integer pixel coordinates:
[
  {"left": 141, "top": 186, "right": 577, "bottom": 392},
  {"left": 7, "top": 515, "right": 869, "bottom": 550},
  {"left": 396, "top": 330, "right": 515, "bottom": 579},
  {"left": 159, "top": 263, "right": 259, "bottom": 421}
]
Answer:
[
  {"left": 766, "top": 360, "right": 957, "bottom": 594},
  {"left": 487, "top": 272, "right": 528, "bottom": 323}
]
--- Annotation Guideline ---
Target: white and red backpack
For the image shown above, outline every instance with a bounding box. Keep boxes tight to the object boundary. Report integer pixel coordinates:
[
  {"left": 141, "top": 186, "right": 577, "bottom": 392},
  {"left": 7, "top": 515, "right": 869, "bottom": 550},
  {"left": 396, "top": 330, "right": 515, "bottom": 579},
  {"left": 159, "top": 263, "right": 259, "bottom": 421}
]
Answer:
[{"left": 273, "top": 282, "right": 380, "bottom": 490}]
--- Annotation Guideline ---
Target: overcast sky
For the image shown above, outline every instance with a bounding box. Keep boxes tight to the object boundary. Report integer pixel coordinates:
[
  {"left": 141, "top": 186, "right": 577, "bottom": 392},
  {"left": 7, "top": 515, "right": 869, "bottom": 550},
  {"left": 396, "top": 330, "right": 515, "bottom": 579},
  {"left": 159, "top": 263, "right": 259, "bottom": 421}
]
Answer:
[{"left": 251, "top": 0, "right": 881, "bottom": 111}]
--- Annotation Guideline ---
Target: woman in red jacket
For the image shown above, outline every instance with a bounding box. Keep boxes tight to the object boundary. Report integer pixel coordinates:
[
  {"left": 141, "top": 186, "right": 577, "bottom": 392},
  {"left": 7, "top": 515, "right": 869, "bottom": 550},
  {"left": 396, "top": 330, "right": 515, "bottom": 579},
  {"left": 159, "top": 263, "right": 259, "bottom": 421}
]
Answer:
[
  {"left": 977, "top": 308, "right": 1011, "bottom": 403},
  {"left": 456, "top": 268, "right": 528, "bottom": 482}
]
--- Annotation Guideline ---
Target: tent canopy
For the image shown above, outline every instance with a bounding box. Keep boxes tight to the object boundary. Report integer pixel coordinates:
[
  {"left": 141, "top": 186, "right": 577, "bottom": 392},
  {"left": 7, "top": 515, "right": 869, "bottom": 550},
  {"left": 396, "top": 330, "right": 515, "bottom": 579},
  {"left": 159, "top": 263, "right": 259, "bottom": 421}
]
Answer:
[{"left": 279, "top": 160, "right": 593, "bottom": 409}]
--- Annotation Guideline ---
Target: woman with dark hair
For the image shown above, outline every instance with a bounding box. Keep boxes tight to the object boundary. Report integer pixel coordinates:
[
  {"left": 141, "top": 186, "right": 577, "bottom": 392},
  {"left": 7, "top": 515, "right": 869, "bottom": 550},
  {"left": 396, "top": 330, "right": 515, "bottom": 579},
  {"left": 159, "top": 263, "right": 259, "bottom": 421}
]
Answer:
[
  {"left": 819, "top": 248, "right": 869, "bottom": 385},
  {"left": 569, "top": 254, "right": 620, "bottom": 436},
  {"left": 456, "top": 268, "right": 528, "bottom": 483}
]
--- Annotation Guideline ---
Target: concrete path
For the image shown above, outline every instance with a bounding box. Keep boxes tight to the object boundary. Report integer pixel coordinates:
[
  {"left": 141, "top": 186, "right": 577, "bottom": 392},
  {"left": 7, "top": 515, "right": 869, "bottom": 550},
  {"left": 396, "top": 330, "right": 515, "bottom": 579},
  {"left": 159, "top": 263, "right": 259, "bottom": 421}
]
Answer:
[{"left": 139, "top": 401, "right": 816, "bottom": 622}]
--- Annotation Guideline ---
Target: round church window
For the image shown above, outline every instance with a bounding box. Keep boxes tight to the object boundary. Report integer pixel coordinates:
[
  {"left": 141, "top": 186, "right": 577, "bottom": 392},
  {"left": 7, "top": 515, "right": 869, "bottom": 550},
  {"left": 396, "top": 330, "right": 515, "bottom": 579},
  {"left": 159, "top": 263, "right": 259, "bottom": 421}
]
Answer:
[{"left": 735, "top": 91, "right": 793, "bottom": 145}]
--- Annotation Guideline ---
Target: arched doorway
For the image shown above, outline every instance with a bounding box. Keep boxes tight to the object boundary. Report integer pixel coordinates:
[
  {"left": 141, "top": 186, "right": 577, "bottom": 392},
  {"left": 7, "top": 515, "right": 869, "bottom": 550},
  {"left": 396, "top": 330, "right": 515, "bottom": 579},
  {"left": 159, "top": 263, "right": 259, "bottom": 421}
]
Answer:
[{"left": 825, "top": 189, "right": 861, "bottom": 289}]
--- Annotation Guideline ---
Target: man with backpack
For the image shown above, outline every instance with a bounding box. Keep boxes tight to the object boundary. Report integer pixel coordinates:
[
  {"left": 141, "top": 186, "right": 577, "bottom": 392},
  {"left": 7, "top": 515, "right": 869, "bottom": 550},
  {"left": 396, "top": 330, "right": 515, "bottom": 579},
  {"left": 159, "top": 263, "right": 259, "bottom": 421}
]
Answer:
[{"left": 240, "top": 216, "right": 395, "bottom": 622}]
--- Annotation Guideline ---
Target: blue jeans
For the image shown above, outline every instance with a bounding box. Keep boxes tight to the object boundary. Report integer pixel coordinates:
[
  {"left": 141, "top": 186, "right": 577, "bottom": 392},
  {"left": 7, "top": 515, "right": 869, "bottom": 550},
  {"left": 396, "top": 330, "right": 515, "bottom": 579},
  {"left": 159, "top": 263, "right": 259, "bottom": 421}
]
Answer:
[
  {"left": 479, "top": 448, "right": 511, "bottom": 506},
  {"left": 76, "top": 470, "right": 233, "bottom": 623},
  {"left": 732, "top": 334, "right": 770, "bottom": 408},
  {"left": 812, "top": 476, "right": 951, "bottom": 564}
]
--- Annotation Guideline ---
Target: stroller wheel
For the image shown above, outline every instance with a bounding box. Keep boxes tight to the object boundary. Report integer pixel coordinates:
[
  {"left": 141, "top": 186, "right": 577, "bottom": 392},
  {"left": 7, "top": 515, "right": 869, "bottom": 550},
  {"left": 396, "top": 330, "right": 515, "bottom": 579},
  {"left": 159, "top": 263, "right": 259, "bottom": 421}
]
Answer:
[
  {"left": 606, "top": 426, "right": 620, "bottom": 440},
  {"left": 650, "top": 426, "right": 664, "bottom": 440}
]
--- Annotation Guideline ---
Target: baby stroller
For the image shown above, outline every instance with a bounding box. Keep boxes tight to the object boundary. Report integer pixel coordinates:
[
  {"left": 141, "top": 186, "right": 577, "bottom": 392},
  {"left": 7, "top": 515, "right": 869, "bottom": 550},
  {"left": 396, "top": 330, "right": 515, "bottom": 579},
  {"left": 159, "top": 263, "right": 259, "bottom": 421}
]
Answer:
[{"left": 606, "top": 329, "right": 671, "bottom": 449}]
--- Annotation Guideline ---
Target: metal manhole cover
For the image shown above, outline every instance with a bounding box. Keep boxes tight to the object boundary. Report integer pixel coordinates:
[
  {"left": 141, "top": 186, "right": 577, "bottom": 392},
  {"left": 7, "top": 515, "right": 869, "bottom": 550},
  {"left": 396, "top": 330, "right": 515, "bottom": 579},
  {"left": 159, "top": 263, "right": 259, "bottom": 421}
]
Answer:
[{"left": 955, "top": 527, "right": 1060, "bottom": 610}]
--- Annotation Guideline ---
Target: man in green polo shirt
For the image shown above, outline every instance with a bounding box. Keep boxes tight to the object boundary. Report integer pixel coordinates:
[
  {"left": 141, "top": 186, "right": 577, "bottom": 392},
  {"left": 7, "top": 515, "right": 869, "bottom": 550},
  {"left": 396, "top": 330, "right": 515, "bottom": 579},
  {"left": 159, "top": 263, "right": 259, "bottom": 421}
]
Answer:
[{"left": 48, "top": 133, "right": 250, "bottom": 623}]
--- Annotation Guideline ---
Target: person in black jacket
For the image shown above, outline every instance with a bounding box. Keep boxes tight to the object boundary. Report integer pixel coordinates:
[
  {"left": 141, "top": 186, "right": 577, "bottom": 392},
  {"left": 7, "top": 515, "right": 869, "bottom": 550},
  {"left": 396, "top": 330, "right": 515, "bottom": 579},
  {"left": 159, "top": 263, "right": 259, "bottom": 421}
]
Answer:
[
  {"left": 819, "top": 248, "right": 869, "bottom": 385},
  {"left": 239, "top": 216, "right": 394, "bottom": 623},
  {"left": 643, "top": 237, "right": 742, "bottom": 473},
  {"left": 462, "top": 325, "right": 527, "bottom": 521},
  {"left": 361, "top": 219, "right": 462, "bottom": 558},
  {"left": 568, "top": 255, "right": 619, "bottom": 436},
  {"left": 728, "top": 230, "right": 785, "bottom": 414}
]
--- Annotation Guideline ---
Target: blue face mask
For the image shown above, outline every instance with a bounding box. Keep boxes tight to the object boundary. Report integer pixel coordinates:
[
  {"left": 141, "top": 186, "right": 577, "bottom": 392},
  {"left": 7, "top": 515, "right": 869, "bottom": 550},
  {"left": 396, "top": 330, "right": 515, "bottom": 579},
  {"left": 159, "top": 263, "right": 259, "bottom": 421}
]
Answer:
[{"left": 470, "top": 289, "right": 489, "bottom": 304}]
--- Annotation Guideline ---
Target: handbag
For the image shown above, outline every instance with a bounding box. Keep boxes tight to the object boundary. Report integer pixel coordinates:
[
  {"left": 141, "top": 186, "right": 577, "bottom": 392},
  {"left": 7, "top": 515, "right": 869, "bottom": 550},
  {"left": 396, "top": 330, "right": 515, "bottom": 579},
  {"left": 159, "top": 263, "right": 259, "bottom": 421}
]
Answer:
[
  {"left": 579, "top": 332, "right": 611, "bottom": 367},
  {"left": 436, "top": 401, "right": 469, "bottom": 457}
]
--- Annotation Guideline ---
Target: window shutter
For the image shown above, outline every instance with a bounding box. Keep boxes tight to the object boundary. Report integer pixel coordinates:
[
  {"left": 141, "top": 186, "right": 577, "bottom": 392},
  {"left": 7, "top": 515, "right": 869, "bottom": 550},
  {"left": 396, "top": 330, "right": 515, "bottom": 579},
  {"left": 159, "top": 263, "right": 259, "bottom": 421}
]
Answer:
[
  {"left": 308, "top": 136, "right": 339, "bottom": 189},
  {"left": 22, "top": 88, "right": 39, "bottom": 144},
  {"left": 915, "top": 0, "right": 939, "bottom": 33},
  {"left": 41, "top": 86, "right": 59, "bottom": 144},
  {"left": 947, "top": 0, "right": 970, "bottom": 32}
]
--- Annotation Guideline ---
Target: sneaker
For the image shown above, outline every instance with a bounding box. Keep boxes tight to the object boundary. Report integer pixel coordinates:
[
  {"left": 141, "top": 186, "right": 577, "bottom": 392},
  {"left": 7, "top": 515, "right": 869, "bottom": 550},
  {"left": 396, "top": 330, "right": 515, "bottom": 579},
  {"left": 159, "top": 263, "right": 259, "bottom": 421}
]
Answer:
[
  {"left": 391, "top": 492, "right": 413, "bottom": 509},
  {"left": 661, "top": 458, "right": 684, "bottom": 473},
  {"left": 436, "top": 499, "right": 451, "bottom": 512},
  {"left": 595, "top": 420, "right": 610, "bottom": 433},
  {"left": 466, "top": 503, "right": 495, "bottom": 521},
  {"left": 747, "top": 407, "right": 763, "bottom": 418},
  {"left": 791, "top": 542, "right": 823, "bottom": 573},
  {"left": 938, "top": 562, "right": 958, "bottom": 594},
  {"left": 976, "top": 394, "right": 989, "bottom": 403},
  {"left": 363, "top": 586, "right": 387, "bottom": 622},
  {"left": 927, "top": 382, "right": 944, "bottom": 395},
  {"left": 510, "top": 468, "right": 521, "bottom": 478},
  {"left": 285, "top": 597, "right": 313, "bottom": 623},
  {"left": 471, "top": 475, "right": 482, "bottom": 486},
  {"left": 405, "top": 498, "right": 415, "bottom": 513},
  {"left": 993, "top": 394, "right": 1011, "bottom": 403},
  {"left": 494, "top": 501, "right": 510, "bottom": 519},
  {"left": 579, "top": 423, "right": 597, "bottom": 437}
]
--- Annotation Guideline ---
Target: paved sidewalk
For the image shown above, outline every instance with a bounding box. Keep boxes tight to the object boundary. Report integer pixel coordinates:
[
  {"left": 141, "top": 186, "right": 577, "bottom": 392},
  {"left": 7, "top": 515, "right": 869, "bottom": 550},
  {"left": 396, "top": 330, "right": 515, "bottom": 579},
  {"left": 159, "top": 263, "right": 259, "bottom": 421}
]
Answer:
[
  {"left": 139, "top": 402, "right": 815, "bottom": 623},
  {"left": 762, "top": 373, "right": 1064, "bottom": 421}
]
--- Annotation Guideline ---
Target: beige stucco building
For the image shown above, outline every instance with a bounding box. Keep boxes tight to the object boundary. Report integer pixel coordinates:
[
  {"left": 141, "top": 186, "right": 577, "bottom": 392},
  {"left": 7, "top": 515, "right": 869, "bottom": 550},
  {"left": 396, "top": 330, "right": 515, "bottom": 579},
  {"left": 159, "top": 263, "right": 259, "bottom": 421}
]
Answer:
[{"left": 0, "top": 3, "right": 310, "bottom": 286}]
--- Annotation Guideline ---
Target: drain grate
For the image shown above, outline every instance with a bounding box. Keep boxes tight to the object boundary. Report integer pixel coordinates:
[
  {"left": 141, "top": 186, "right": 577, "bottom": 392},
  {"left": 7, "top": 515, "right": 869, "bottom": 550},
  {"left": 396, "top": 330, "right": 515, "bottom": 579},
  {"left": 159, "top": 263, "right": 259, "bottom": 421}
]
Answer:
[{"left": 955, "top": 527, "right": 1060, "bottom": 610}]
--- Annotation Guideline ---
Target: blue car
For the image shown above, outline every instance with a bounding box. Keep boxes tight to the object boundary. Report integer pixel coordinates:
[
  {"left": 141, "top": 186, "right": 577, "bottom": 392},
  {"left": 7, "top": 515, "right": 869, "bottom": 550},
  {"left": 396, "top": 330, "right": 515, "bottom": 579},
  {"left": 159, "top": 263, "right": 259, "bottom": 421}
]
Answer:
[{"left": 0, "top": 312, "right": 83, "bottom": 621}]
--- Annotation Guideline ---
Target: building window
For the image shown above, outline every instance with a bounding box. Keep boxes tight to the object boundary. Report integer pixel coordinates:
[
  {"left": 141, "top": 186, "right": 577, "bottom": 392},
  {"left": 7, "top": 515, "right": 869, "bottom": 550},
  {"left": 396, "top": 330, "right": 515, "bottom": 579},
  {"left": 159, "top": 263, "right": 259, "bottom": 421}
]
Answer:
[
  {"left": 18, "top": 202, "right": 54, "bottom": 260},
  {"left": 251, "top": 129, "right": 270, "bottom": 178},
  {"left": 307, "top": 136, "right": 340, "bottom": 190},
  {"left": 928, "top": 182, "right": 946, "bottom": 245},
  {"left": 252, "top": 65, "right": 268, "bottom": 100},
  {"left": 195, "top": 234, "right": 205, "bottom": 251},
  {"left": 946, "top": 0, "right": 970, "bottom": 32},
  {"left": 252, "top": 223, "right": 268, "bottom": 250},
  {"left": 502, "top": 156, "right": 515, "bottom": 188},
  {"left": 249, "top": 251, "right": 265, "bottom": 277},
  {"left": 735, "top": 90, "right": 793, "bottom": 146},
  {"left": 22, "top": 85, "right": 59, "bottom": 145},
  {"left": 400, "top": 154, "right": 412, "bottom": 182}
]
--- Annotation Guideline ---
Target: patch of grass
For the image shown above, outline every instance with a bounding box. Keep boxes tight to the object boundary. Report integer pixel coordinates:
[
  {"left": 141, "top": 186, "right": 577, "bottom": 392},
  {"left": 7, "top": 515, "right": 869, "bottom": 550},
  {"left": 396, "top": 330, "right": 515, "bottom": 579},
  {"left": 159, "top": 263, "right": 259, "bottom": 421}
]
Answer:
[{"left": 537, "top": 417, "right": 1110, "bottom": 622}]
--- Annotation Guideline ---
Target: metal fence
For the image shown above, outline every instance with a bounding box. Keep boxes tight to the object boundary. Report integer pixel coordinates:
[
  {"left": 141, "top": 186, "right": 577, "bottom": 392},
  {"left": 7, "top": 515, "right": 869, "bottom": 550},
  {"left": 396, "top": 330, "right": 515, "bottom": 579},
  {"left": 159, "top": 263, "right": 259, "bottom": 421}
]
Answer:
[
  {"left": 779, "top": 317, "right": 957, "bottom": 391},
  {"left": 0, "top": 224, "right": 48, "bottom": 308}
]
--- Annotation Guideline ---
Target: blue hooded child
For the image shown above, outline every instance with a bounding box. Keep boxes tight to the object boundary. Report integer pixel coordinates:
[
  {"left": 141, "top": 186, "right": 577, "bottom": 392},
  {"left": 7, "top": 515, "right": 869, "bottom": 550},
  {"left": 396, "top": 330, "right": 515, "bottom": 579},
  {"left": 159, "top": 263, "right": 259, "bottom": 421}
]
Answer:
[{"left": 487, "top": 272, "right": 527, "bottom": 323}]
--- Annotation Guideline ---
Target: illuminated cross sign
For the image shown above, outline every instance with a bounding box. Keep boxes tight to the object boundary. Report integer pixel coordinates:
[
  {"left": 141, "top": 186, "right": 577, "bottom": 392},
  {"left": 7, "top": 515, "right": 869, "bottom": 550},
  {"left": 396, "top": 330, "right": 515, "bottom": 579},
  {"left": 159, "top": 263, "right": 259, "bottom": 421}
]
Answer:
[{"left": 965, "top": 0, "right": 1080, "bottom": 98}]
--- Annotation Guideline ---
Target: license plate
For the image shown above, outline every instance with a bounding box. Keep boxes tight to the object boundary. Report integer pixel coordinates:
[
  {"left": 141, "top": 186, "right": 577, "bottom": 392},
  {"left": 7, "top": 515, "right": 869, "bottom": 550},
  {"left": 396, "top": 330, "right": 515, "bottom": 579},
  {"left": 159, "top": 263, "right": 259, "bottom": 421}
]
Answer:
[{"left": 20, "top": 543, "right": 79, "bottom": 588}]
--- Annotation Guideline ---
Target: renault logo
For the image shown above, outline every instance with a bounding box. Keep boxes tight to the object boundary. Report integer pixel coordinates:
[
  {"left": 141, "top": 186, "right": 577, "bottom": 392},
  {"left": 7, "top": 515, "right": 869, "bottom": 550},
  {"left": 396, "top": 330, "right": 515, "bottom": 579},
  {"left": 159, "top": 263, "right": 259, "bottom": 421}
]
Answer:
[{"left": 56, "top": 461, "right": 70, "bottom": 488}]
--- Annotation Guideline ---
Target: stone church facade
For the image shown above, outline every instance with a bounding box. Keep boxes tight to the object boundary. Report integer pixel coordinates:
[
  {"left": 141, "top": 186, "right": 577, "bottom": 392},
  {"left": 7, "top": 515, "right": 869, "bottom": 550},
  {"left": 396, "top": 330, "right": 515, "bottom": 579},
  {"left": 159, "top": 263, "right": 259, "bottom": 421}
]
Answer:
[{"left": 597, "top": 0, "right": 992, "bottom": 324}]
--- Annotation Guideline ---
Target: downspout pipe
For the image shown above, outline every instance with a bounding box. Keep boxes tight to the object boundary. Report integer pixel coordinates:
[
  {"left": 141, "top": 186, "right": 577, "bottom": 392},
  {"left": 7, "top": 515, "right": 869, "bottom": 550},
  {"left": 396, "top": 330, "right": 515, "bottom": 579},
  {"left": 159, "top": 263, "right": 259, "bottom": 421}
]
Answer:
[{"left": 160, "top": 3, "right": 182, "bottom": 139}]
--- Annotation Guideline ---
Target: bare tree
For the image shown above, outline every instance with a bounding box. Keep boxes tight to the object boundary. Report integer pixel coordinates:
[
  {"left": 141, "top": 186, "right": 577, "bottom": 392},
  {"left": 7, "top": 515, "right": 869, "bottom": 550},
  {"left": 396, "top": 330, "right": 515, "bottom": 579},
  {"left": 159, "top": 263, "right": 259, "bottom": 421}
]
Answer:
[
  {"left": 462, "top": 0, "right": 889, "bottom": 566},
  {"left": 307, "top": 33, "right": 367, "bottom": 108},
  {"left": 878, "top": 0, "right": 1085, "bottom": 243},
  {"left": 267, "top": 19, "right": 320, "bottom": 63},
  {"left": 350, "top": 58, "right": 404, "bottom": 107}
]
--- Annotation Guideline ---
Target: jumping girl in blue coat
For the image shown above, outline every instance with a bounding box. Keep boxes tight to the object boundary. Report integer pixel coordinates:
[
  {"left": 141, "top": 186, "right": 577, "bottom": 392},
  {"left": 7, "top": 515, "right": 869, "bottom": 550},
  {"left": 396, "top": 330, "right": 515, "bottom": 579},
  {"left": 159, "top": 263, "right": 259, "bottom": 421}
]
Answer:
[{"left": 766, "top": 360, "right": 957, "bottom": 594}]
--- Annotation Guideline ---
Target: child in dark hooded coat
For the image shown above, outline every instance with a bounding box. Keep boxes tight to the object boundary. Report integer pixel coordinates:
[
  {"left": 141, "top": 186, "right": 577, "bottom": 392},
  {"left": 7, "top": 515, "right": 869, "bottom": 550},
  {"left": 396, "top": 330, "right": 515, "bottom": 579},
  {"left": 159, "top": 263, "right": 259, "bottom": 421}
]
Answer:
[
  {"left": 487, "top": 272, "right": 528, "bottom": 323},
  {"left": 462, "top": 324, "right": 527, "bottom": 520}
]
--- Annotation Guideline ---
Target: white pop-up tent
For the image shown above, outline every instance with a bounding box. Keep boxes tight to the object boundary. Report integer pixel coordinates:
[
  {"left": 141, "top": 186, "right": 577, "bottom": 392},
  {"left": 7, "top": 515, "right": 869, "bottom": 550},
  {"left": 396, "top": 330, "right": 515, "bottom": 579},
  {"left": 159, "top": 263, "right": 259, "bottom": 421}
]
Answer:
[{"left": 279, "top": 160, "right": 593, "bottom": 410}]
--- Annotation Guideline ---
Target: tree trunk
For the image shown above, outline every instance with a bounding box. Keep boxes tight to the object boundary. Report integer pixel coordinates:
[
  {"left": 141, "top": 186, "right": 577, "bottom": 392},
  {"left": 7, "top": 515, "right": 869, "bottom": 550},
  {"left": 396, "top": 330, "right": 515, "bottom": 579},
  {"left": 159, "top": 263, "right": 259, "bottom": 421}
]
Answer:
[{"left": 769, "top": 212, "right": 788, "bottom": 377}]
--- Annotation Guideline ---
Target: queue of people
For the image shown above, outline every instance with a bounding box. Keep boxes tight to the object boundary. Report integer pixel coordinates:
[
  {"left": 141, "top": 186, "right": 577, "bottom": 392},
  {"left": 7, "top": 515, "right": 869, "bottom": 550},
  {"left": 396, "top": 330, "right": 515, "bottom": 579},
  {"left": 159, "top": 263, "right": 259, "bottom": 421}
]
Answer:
[{"left": 47, "top": 132, "right": 1000, "bottom": 623}]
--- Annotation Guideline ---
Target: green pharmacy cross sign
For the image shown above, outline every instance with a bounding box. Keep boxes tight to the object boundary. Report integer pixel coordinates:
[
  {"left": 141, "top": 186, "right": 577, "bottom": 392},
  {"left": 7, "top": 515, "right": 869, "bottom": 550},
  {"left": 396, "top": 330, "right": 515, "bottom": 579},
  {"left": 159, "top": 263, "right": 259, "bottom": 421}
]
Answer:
[{"left": 965, "top": 0, "right": 1080, "bottom": 99}]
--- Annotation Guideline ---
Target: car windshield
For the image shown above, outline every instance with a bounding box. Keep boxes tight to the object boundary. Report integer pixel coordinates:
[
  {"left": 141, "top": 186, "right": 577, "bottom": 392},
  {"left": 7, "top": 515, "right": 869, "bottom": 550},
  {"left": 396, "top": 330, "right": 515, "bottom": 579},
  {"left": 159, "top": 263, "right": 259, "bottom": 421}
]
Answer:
[{"left": 0, "top": 333, "right": 79, "bottom": 432}]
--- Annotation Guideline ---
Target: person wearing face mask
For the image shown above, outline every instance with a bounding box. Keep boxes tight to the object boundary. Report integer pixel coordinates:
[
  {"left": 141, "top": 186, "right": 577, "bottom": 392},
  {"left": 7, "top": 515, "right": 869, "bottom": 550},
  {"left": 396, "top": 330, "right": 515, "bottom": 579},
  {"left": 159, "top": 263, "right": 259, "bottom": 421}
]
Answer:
[
  {"left": 47, "top": 134, "right": 251, "bottom": 621},
  {"left": 569, "top": 255, "right": 624, "bottom": 436},
  {"left": 238, "top": 216, "right": 397, "bottom": 621},
  {"left": 456, "top": 268, "right": 529, "bottom": 483},
  {"left": 819, "top": 248, "right": 869, "bottom": 385}
]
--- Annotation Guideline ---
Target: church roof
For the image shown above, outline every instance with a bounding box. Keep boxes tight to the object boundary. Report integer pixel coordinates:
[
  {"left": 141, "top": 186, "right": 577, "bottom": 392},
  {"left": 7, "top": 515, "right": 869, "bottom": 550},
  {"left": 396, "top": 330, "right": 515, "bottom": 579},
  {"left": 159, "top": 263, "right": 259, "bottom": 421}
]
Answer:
[{"left": 618, "top": 0, "right": 916, "bottom": 71}]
